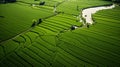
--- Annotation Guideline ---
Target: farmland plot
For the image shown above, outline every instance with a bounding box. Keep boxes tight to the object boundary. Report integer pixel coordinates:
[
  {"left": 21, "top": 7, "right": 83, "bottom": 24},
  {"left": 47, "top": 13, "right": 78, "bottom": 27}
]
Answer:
[
  {"left": 0, "top": 0, "right": 120, "bottom": 67},
  {"left": 58, "top": 6, "right": 120, "bottom": 66},
  {"left": 57, "top": 0, "right": 112, "bottom": 15},
  {"left": 0, "top": 2, "right": 53, "bottom": 41}
]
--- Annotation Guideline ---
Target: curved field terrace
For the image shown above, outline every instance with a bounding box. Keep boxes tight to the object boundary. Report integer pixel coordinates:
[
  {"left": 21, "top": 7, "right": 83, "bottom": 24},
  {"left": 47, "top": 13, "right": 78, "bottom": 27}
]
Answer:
[{"left": 0, "top": 0, "right": 120, "bottom": 67}]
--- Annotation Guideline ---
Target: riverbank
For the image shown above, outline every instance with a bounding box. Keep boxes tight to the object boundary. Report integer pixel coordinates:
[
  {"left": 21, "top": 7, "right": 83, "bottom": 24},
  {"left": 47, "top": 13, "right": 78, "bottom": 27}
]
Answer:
[{"left": 81, "top": 4, "right": 115, "bottom": 25}]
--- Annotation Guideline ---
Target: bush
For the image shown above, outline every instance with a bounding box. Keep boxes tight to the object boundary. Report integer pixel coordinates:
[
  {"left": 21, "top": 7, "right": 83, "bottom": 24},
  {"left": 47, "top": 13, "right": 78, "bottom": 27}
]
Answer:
[
  {"left": 31, "top": 19, "right": 37, "bottom": 27},
  {"left": 31, "top": 22, "right": 36, "bottom": 27},
  {"left": 39, "top": 1, "right": 45, "bottom": 5},
  {"left": 71, "top": 25, "right": 76, "bottom": 30},
  {"left": 37, "top": 18, "right": 42, "bottom": 25}
]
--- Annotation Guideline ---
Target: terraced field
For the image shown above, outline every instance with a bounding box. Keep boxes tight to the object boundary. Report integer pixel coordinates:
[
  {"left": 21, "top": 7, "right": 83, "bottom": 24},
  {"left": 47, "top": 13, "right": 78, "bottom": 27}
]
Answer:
[
  {"left": 0, "top": 0, "right": 120, "bottom": 67},
  {"left": 57, "top": 0, "right": 111, "bottom": 15},
  {"left": 0, "top": 2, "right": 53, "bottom": 42}
]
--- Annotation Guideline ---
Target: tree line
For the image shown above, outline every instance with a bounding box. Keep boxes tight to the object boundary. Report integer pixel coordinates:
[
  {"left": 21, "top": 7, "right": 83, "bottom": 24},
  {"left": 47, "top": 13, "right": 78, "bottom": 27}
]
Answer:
[
  {"left": 0, "top": 0, "right": 16, "bottom": 3},
  {"left": 105, "top": 0, "right": 120, "bottom": 3}
]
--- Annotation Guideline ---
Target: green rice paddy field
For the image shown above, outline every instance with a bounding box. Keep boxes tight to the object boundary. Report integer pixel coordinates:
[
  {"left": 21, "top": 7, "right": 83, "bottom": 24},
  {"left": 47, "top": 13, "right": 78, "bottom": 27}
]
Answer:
[{"left": 0, "top": 0, "right": 120, "bottom": 67}]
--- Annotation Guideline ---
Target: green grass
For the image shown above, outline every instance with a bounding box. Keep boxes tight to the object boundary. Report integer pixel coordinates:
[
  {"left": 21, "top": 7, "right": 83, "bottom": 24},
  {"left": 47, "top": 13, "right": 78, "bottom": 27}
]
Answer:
[
  {"left": 57, "top": 6, "right": 120, "bottom": 66},
  {"left": 0, "top": 0, "right": 120, "bottom": 67},
  {"left": 57, "top": 0, "right": 112, "bottom": 15},
  {"left": 18, "top": 0, "right": 64, "bottom": 7},
  {"left": 0, "top": 3, "right": 53, "bottom": 41}
]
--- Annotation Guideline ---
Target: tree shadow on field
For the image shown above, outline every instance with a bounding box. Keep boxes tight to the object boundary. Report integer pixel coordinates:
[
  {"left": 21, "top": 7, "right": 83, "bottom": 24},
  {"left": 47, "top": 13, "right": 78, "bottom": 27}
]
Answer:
[{"left": 0, "top": 16, "right": 5, "bottom": 18}]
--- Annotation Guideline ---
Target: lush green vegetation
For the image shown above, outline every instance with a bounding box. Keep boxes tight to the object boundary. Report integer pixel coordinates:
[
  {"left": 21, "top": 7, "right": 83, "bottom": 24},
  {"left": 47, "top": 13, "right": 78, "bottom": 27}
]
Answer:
[
  {"left": 59, "top": 6, "right": 120, "bottom": 66},
  {"left": 57, "top": 0, "right": 112, "bottom": 15},
  {"left": 0, "top": 2, "right": 53, "bottom": 41},
  {"left": 0, "top": 0, "right": 120, "bottom": 67}
]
